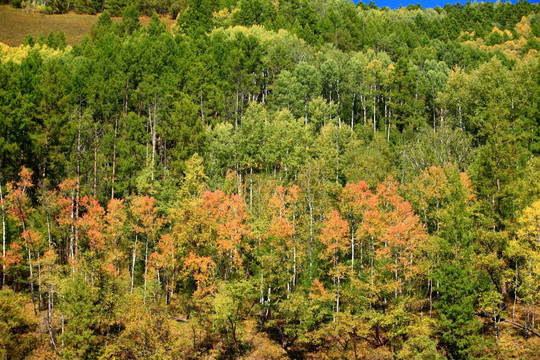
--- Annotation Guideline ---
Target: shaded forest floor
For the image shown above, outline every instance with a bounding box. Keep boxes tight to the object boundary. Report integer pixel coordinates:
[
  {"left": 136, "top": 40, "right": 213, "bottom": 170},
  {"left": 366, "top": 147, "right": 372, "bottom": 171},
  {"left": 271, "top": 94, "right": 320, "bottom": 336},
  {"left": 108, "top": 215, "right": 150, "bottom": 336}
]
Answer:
[{"left": 0, "top": 5, "right": 175, "bottom": 46}]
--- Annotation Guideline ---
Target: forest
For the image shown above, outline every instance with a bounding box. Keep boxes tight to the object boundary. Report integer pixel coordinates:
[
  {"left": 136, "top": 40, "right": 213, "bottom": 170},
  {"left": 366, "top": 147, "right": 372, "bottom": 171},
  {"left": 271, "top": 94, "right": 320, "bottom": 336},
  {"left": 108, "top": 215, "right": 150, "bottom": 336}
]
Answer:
[{"left": 0, "top": 0, "right": 539, "bottom": 359}]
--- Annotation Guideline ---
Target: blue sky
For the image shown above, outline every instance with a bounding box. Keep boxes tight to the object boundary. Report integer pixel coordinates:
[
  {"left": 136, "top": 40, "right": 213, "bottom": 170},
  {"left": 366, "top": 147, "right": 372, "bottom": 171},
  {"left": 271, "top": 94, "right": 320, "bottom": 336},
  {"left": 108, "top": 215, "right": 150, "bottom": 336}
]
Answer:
[{"left": 352, "top": 0, "right": 518, "bottom": 10}]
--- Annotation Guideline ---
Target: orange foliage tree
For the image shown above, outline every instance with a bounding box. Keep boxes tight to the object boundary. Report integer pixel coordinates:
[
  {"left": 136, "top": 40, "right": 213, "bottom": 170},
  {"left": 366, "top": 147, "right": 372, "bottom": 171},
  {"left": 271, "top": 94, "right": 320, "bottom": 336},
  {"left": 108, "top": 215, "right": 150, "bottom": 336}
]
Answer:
[
  {"left": 104, "top": 198, "right": 128, "bottom": 276},
  {"left": 129, "top": 195, "right": 162, "bottom": 294},
  {"left": 173, "top": 190, "right": 251, "bottom": 297},
  {"left": 320, "top": 209, "right": 350, "bottom": 322},
  {"left": 5, "top": 167, "right": 39, "bottom": 310}
]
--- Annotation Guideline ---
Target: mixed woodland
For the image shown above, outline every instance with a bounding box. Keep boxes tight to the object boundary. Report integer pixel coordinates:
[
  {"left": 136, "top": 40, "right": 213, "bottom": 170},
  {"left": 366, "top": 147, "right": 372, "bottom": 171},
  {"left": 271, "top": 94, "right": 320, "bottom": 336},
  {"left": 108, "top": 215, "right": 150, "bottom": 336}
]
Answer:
[{"left": 0, "top": 0, "right": 540, "bottom": 359}]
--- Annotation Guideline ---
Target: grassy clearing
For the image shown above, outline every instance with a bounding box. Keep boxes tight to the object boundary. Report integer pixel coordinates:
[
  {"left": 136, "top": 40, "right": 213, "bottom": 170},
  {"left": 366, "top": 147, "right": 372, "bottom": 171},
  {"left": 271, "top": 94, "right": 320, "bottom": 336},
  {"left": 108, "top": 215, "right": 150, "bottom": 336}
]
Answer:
[
  {"left": 0, "top": 5, "right": 174, "bottom": 47},
  {"left": 0, "top": 5, "right": 104, "bottom": 46}
]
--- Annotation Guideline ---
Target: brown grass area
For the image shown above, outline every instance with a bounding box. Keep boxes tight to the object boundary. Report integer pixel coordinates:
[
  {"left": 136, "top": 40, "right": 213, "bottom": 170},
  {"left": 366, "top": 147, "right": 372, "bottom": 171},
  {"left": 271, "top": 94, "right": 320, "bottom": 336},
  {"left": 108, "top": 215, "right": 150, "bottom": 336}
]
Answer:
[{"left": 0, "top": 5, "right": 175, "bottom": 47}]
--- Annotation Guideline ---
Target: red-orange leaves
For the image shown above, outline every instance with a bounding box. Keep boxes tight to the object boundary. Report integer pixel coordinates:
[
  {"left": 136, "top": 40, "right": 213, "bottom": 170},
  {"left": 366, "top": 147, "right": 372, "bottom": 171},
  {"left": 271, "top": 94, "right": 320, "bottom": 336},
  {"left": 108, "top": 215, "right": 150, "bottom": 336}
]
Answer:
[
  {"left": 79, "top": 196, "right": 105, "bottom": 251},
  {"left": 337, "top": 177, "right": 426, "bottom": 302},
  {"left": 174, "top": 190, "right": 251, "bottom": 288},
  {"left": 104, "top": 198, "right": 127, "bottom": 271},
  {"left": 105, "top": 198, "right": 127, "bottom": 230},
  {"left": 150, "top": 233, "right": 176, "bottom": 274},
  {"left": 366, "top": 178, "right": 425, "bottom": 299},
  {"left": 5, "top": 242, "right": 23, "bottom": 270},
  {"left": 21, "top": 229, "right": 45, "bottom": 251},
  {"left": 5, "top": 167, "right": 34, "bottom": 226},
  {"left": 320, "top": 210, "right": 350, "bottom": 267},
  {"left": 371, "top": 178, "right": 425, "bottom": 254},
  {"left": 130, "top": 195, "right": 160, "bottom": 236},
  {"left": 158, "top": 234, "right": 175, "bottom": 263},
  {"left": 55, "top": 179, "right": 76, "bottom": 229},
  {"left": 341, "top": 180, "right": 372, "bottom": 216},
  {"left": 267, "top": 185, "right": 301, "bottom": 243},
  {"left": 183, "top": 251, "right": 216, "bottom": 297},
  {"left": 200, "top": 190, "right": 251, "bottom": 269},
  {"left": 269, "top": 217, "right": 295, "bottom": 241},
  {"left": 309, "top": 279, "right": 327, "bottom": 298}
]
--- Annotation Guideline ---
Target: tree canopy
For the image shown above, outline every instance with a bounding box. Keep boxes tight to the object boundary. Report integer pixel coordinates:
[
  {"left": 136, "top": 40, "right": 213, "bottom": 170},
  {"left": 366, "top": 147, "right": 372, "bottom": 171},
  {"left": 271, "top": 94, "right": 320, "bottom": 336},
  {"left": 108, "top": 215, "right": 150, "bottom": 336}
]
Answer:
[{"left": 0, "top": 0, "right": 539, "bottom": 358}]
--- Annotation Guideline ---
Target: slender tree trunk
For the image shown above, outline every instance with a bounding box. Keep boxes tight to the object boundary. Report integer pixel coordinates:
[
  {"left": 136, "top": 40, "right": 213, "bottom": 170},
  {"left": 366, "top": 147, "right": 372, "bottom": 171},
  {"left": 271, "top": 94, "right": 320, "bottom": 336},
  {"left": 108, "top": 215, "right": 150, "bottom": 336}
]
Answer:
[
  {"left": 337, "top": 81, "right": 341, "bottom": 128},
  {"left": 93, "top": 124, "right": 98, "bottom": 198},
  {"left": 22, "top": 221, "right": 36, "bottom": 313},
  {"left": 436, "top": 198, "right": 440, "bottom": 234},
  {"left": 61, "top": 308, "right": 65, "bottom": 354},
  {"left": 304, "top": 97, "right": 308, "bottom": 125},
  {"left": 37, "top": 252, "right": 42, "bottom": 310},
  {"left": 76, "top": 100, "right": 81, "bottom": 268},
  {"left": 394, "top": 252, "right": 398, "bottom": 299},
  {"left": 351, "top": 219, "right": 355, "bottom": 271},
  {"left": 69, "top": 194, "right": 76, "bottom": 275},
  {"left": 360, "top": 239, "right": 363, "bottom": 270},
  {"left": 373, "top": 92, "right": 376, "bottom": 134},
  {"left": 513, "top": 260, "right": 518, "bottom": 321},
  {"left": 433, "top": 104, "right": 436, "bottom": 131},
  {"left": 171, "top": 270, "right": 175, "bottom": 300},
  {"left": 111, "top": 115, "right": 118, "bottom": 200},
  {"left": 335, "top": 125, "right": 339, "bottom": 184},
  {"left": 370, "top": 236, "right": 374, "bottom": 308},
  {"left": 458, "top": 100, "right": 463, "bottom": 131},
  {"left": 45, "top": 203, "right": 52, "bottom": 250},
  {"left": 429, "top": 277, "right": 433, "bottom": 318},
  {"left": 154, "top": 97, "right": 158, "bottom": 177},
  {"left": 200, "top": 86, "right": 205, "bottom": 126},
  {"left": 329, "top": 89, "right": 333, "bottom": 122},
  {"left": 1, "top": 182, "right": 5, "bottom": 287},
  {"left": 362, "top": 95, "right": 366, "bottom": 126},
  {"left": 335, "top": 275, "right": 340, "bottom": 323},
  {"left": 235, "top": 88, "right": 239, "bottom": 128},
  {"left": 241, "top": 89, "right": 245, "bottom": 120},
  {"left": 259, "top": 271, "right": 265, "bottom": 329},
  {"left": 308, "top": 198, "right": 314, "bottom": 280},
  {"left": 260, "top": 271, "right": 264, "bottom": 305},
  {"left": 47, "top": 286, "right": 58, "bottom": 354},
  {"left": 145, "top": 109, "right": 149, "bottom": 167},
  {"left": 238, "top": 167, "right": 242, "bottom": 197},
  {"left": 387, "top": 100, "right": 391, "bottom": 142},
  {"left": 151, "top": 96, "right": 158, "bottom": 182},
  {"left": 384, "top": 98, "right": 388, "bottom": 136},
  {"left": 532, "top": 294, "right": 536, "bottom": 332},
  {"left": 351, "top": 93, "right": 355, "bottom": 132},
  {"left": 286, "top": 261, "right": 290, "bottom": 300},
  {"left": 440, "top": 107, "right": 444, "bottom": 128},
  {"left": 144, "top": 234, "right": 149, "bottom": 298},
  {"left": 293, "top": 203, "right": 297, "bottom": 287},
  {"left": 250, "top": 164, "right": 253, "bottom": 214},
  {"left": 131, "top": 233, "right": 137, "bottom": 293}
]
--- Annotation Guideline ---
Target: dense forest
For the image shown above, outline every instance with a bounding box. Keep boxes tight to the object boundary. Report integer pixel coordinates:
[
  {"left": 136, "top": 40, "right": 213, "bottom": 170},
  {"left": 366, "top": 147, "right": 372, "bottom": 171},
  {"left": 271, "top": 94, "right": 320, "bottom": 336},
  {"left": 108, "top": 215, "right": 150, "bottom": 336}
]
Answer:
[{"left": 0, "top": 0, "right": 540, "bottom": 359}]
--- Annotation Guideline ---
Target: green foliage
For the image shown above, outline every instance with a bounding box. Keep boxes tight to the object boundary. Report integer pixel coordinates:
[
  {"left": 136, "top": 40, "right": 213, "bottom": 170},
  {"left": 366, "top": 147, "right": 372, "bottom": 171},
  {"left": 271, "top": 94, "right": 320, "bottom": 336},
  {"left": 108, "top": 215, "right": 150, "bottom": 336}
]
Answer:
[
  {"left": 59, "top": 276, "right": 98, "bottom": 359},
  {"left": 120, "top": 4, "right": 141, "bottom": 35},
  {"left": 212, "top": 279, "right": 256, "bottom": 353},
  {"left": 9, "top": 0, "right": 21, "bottom": 8},
  {"left": 0, "top": 1, "right": 539, "bottom": 359},
  {"left": 398, "top": 319, "right": 443, "bottom": 360},
  {"left": 0, "top": 289, "right": 37, "bottom": 360},
  {"left": 435, "top": 260, "right": 482, "bottom": 359},
  {"left": 104, "top": 0, "right": 128, "bottom": 16},
  {"left": 176, "top": 0, "right": 217, "bottom": 37}
]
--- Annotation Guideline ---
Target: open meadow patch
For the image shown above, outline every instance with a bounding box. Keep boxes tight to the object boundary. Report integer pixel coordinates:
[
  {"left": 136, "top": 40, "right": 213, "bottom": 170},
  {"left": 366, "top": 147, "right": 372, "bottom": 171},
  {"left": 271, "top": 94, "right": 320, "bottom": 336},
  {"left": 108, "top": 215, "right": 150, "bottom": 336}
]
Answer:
[{"left": 0, "top": 5, "right": 174, "bottom": 46}]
